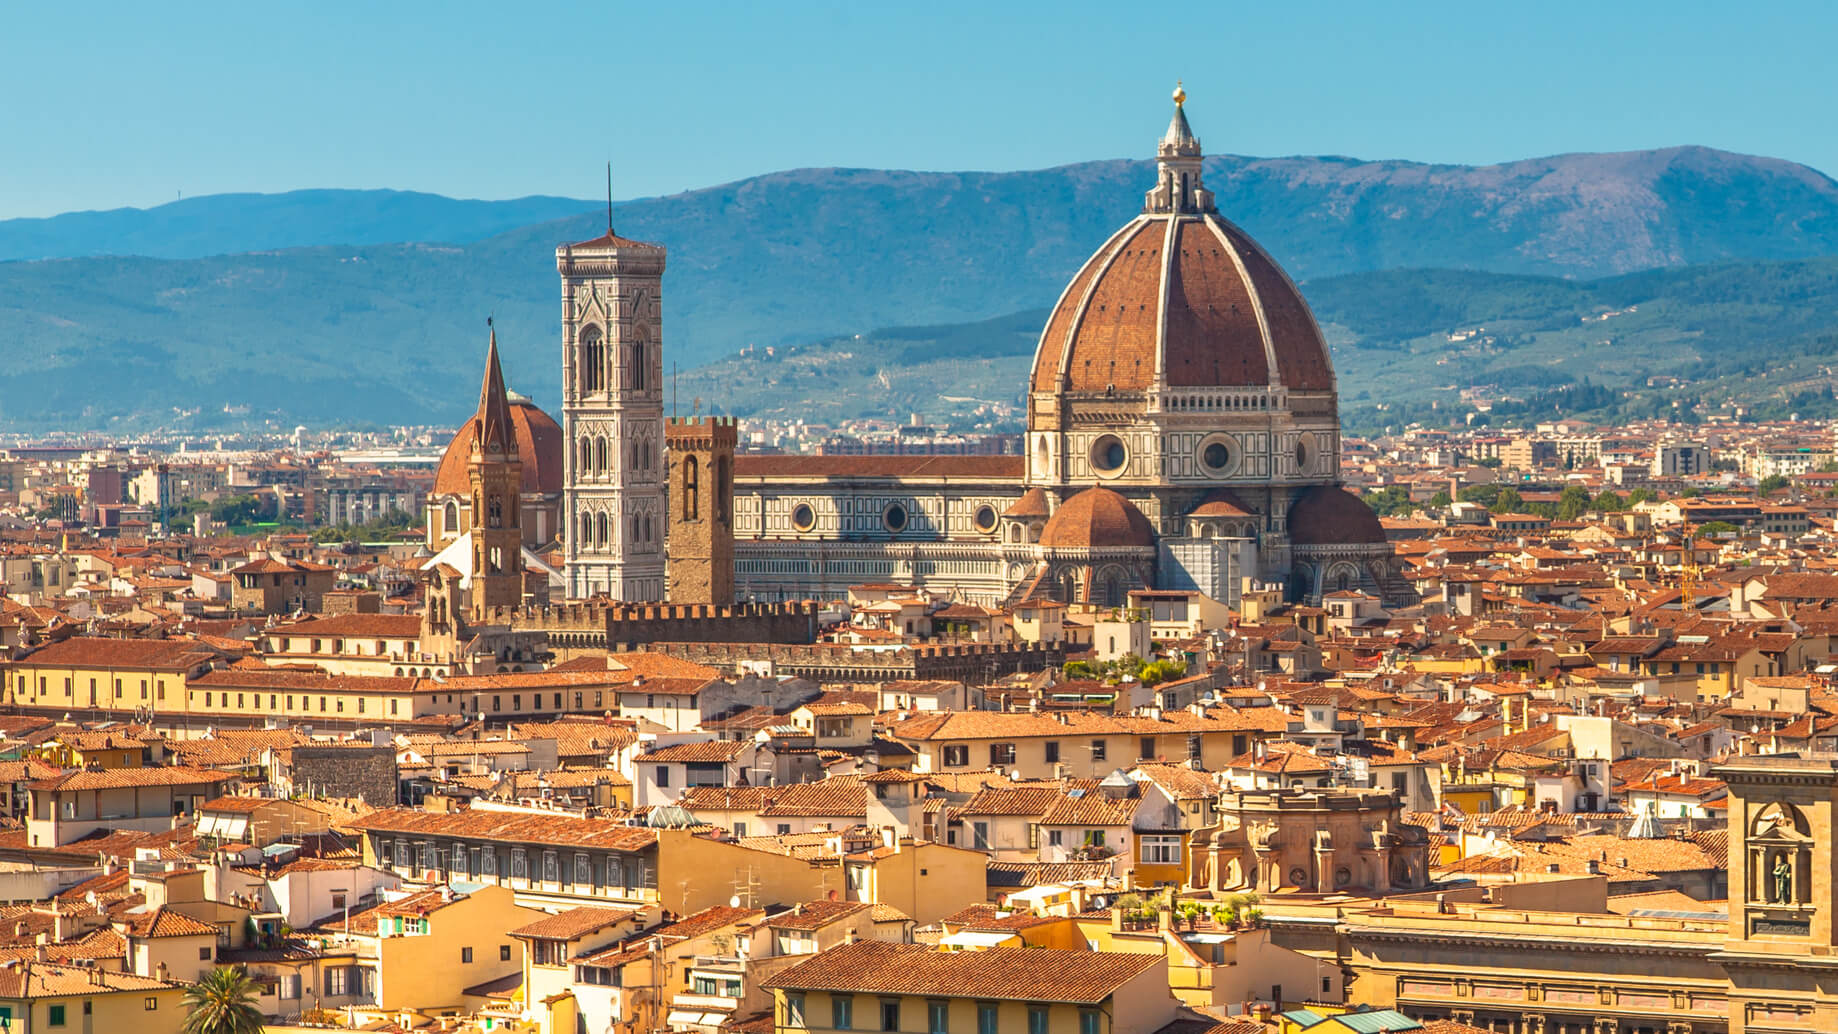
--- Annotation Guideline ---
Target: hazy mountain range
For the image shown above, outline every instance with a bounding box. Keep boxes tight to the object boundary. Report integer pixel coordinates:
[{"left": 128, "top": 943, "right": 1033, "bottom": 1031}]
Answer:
[{"left": 2, "top": 145, "right": 1837, "bottom": 429}]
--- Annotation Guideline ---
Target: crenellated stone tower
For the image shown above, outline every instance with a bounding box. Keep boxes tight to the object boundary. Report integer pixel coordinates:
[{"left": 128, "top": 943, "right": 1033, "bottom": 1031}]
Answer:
[
  {"left": 665, "top": 416, "right": 737, "bottom": 605},
  {"left": 557, "top": 228, "right": 667, "bottom": 601}
]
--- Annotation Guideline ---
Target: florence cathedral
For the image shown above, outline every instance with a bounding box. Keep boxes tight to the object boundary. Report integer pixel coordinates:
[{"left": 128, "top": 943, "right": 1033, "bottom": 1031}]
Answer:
[{"left": 427, "top": 88, "right": 1410, "bottom": 611}]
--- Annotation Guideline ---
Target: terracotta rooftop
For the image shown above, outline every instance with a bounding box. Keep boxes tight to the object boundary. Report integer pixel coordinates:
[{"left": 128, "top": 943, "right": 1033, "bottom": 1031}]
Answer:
[{"left": 763, "top": 941, "right": 1159, "bottom": 1004}]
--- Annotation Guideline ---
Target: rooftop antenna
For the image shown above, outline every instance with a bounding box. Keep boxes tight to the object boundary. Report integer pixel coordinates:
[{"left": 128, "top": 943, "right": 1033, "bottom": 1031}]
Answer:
[{"left": 606, "top": 161, "right": 614, "bottom": 235}]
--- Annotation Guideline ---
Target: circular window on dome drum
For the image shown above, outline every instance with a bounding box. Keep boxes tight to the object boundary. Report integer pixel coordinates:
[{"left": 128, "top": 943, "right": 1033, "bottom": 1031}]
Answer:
[
  {"left": 1090, "top": 435, "right": 1128, "bottom": 476},
  {"left": 1294, "top": 437, "right": 1311, "bottom": 472},
  {"left": 972, "top": 504, "right": 998, "bottom": 534},
  {"left": 883, "top": 503, "right": 909, "bottom": 534},
  {"left": 1198, "top": 436, "right": 1236, "bottom": 477},
  {"left": 789, "top": 503, "right": 816, "bottom": 533}
]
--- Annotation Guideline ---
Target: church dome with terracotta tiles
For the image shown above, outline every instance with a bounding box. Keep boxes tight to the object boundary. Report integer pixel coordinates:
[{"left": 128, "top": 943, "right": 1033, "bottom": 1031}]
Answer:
[
  {"left": 1029, "top": 91, "right": 1334, "bottom": 397},
  {"left": 432, "top": 392, "right": 565, "bottom": 498},
  {"left": 1038, "top": 486, "right": 1156, "bottom": 550}
]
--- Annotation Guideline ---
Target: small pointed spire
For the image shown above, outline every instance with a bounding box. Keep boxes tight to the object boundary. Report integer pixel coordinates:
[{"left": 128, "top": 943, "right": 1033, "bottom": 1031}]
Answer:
[{"left": 475, "top": 319, "right": 516, "bottom": 458}]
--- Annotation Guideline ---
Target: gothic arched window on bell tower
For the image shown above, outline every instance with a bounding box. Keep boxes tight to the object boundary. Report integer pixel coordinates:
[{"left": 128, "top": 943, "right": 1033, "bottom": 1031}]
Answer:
[
  {"left": 632, "top": 330, "right": 649, "bottom": 392},
  {"left": 488, "top": 495, "right": 503, "bottom": 529},
  {"left": 579, "top": 326, "right": 604, "bottom": 393},
  {"left": 683, "top": 456, "right": 700, "bottom": 521}
]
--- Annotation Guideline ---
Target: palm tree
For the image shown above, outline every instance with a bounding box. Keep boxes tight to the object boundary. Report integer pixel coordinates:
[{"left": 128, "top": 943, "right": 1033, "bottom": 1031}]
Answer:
[{"left": 182, "top": 965, "right": 265, "bottom": 1034}]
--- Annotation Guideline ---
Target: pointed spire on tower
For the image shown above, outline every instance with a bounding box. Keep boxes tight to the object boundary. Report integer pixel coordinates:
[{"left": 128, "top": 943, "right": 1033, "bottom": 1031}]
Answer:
[
  {"left": 1162, "top": 80, "right": 1200, "bottom": 155},
  {"left": 475, "top": 318, "right": 516, "bottom": 457}
]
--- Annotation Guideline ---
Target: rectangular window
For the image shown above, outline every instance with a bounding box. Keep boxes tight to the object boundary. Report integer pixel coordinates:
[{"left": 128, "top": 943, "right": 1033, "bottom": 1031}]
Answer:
[
  {"left": 1090, "top": 739, "right": 1106, "bottom": 762},
  {"left": 543, "top": 851, "right": 560, "bottom": 882},
  {"left": 1140, "top": 736, "right": 1155, "bottom": 760},
  {"left": 482, "top": 847, "right": 498, "bottom": 876},
  {"left": 1048, "top": 829, "right": 1063, "bottom": 847},
  {"left": 575, "top": 853, "right": 592, "bottom": 885},
  {"left": 1140, "top": 834, "right": 1181, "bottom": 865},
  {"left": 657, "top": 766, "right": 671, "bottom": 788},
  {"left": 978, "top": 1003, "right": 999, "bottom": 1034},
  {"left": 880, "top": 1001, "right": 900, "bottom": 1032},
  {"left": 786, "top": 993, "right": 805, "bottom": 1027},
  {"left": 1044, "top": 741, "right": 1060, "bottom": 764},
  {"left": 501, "top": 944, "right": 512, "bottom": 961},
  {"left": 1187, "top": 733, "right": 1202, "bottom": 759},
  {"left": 1028, "top": 1006, "right": 1048, "bottom": 1034},
  {"left": 942, "top": 745, "right": 969, "bottom": 767},
  {"left": 832, "top": 996, "right": 853, "bottom": 1030},
  {"left": 929, "top": 999, "right": 949, "bottom": 1034},
  {"left": 989, "top": 743, "right": 1016, "bottom": 767},
  {"left": 1079, "top": 1010, "right": 1100, "bottom": 1034},
  {"left": 462, "top": 947, "right": 473, "bottom": 963},
  {"left": 326, "top": 967, "right": 349, "bottom": 996},
  {"left": 972, "top": 822, "right": 989, "bottom": 850},
  {"left": 50, "top": 1004, "right": 67, "bottom": 1027},
  {"left": 510, "top": 848, "right": 528, "bottom": 878}
]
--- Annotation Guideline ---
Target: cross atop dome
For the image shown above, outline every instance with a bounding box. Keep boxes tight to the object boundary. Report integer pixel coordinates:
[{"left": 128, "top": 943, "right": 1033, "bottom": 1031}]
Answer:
[{"left": 1144, "top": 82, "right": 1214, "bottom": 215}]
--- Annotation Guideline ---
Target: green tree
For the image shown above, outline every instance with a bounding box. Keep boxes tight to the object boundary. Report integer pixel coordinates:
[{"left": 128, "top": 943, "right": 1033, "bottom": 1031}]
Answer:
[
  {"left": 1627, "top": 487, "right": 1659, "bottom": 505},
  {"left": 1757, "top": 474, "right": 1791, "bottom": 494},
  {"left": 1476, "top": 456, "right": 1502, "bottom": 468},
  {"left": 1694, "top": 521, "right": 1739, "bottom": 538},
  {"left": 182, "top": 966, "right": 264, "bottom": 1034},
  {"left": 1426, "top": 490, "right": 1452, "bottom": 508},
  {"left": 1360, "top": 486, "right": 1414, "bottom": 517},
  {"left": 1495, "top": 488, "right": 1525, "bottom": 513},
  {"left": 1591, "top": 490, "right": 1628, "bottom": 512},
  {"left": 1557, "top": 485, "right": 1592, "bottom": 520}
]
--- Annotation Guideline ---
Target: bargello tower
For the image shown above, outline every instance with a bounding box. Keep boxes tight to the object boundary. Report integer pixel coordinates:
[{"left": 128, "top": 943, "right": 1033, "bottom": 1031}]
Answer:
[{"left": 557, "top": 228, "right": 667, "bottom": 601}]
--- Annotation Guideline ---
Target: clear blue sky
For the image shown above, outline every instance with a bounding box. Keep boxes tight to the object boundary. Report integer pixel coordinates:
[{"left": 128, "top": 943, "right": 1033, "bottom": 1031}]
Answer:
[{"left": 4, "top": 0, "right": 1834, "bottom": 219}]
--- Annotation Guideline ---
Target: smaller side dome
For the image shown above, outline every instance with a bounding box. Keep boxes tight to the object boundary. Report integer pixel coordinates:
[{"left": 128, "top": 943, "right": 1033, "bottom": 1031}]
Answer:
[
  {"left": 1188, "top": 489, "right": 1254, "bottom": 518},
  {"left": 1287, "top": 486, "right": 1386, "bottom": 546},
  {"left": 1003, "top": 487, "right": 1052, "bottom": 519},
  {"left": 1039, "top": 487, "right": 1156, "bottom": 549}
]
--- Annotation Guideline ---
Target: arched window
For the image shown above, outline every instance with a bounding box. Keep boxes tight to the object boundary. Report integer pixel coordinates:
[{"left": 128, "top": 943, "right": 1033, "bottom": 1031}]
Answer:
[
  {"left": 595, "top": 512, "right": 609, "bottom": 548},
  {"left": 683, "top": 456, "right": 700, "bottom": 521},
  {"left": 443, "top": 501, "right": 459, "bottom": 535},
  {"left": 632, "top": 330, "right": 649, "bottom": 392},
  {"left": 643, "top": 514, "right": 653, "bottom": 542},
  {"left": 595, "top": 436, "right": 608, "bottom": 476},
  {"left": 715, "top": 455, "right": 730, "bottom": 524},
  {"left": 578, "top": 511, "right": 590, "bottom": 550},
  {"left": 577, "top": 436, "right": 590, "bottom": 473},
  {"left": 488, "top": 495, "right": 503, "bottom": 529},
  {"left": 579, "top": 326, "right": 604, "bottom": 393}
]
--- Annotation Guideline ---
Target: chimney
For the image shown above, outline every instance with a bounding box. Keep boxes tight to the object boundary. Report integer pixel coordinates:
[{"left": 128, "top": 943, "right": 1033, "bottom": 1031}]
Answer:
[
  {"left": 844, "top": 927, "right": 859, "bottom": 945},
  {"left": 156, "top": 963, "right": 169, "bottom": 983}
]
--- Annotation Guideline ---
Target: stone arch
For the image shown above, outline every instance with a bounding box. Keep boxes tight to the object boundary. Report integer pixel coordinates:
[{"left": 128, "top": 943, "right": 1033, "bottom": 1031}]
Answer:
[
  {"left": 683, "top": 455, "right": 700, "bottom": 521},
  {"left": 579, "top": 325, "right": 604, "bottom": 394},
  {"left": 443, "top": 500, "right": 460, "bottom": 536}
]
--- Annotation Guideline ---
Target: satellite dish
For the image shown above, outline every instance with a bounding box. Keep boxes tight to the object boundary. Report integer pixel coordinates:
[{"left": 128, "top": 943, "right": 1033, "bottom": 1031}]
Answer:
[{"left": 729, "top": 894, "right": 741, "bottom": 908}]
